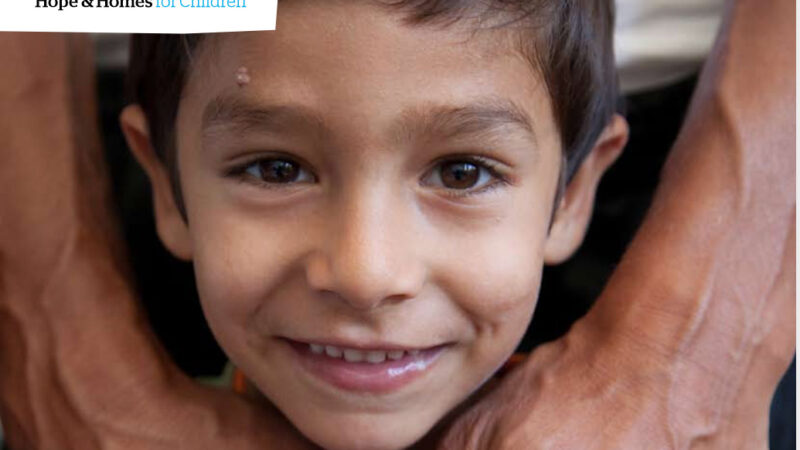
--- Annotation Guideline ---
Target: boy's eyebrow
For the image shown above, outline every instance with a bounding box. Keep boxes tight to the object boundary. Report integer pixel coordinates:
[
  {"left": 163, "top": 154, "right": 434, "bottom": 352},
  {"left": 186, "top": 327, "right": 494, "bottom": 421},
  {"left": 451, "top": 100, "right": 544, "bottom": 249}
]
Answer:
[
  {"left": 397, "top": 99, "right": 537, "bottom": 145},
  {"left": 202, "top": 94, "right": 536, "bottom": 146},
  {"left": 202, "top": 94, "right": 327, "bottom": 138}
]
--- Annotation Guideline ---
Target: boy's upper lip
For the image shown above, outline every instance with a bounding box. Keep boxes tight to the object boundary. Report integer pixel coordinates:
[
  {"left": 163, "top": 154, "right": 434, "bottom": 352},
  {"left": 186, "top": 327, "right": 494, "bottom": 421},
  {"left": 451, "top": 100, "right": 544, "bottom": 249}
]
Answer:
[{"left": 280, "top": 336, "right": 448, "bottom": 352}]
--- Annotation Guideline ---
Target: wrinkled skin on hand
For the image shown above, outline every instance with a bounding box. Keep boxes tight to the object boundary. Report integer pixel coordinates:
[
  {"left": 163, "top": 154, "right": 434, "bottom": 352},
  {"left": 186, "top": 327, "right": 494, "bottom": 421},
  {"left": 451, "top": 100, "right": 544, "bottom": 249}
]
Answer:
[
  {"left": 440, "top": 249, "right": 794, "bottom": 450},
  {"left": 440, "top": 224, "right": 794, "bottom": 450}
]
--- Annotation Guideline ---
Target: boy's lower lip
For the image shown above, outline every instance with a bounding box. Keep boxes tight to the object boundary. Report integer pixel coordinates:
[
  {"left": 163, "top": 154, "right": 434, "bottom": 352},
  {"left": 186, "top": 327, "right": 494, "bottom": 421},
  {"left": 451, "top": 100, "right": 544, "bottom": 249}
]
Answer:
[{"left": 283, "top": 339, "right": 448, "bottom": 394}]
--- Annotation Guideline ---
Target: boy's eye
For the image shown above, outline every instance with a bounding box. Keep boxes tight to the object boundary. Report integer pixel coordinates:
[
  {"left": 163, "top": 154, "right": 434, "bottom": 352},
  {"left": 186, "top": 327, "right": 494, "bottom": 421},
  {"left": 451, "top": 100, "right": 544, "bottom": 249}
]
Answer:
[
  {"left": 440, "top": 161, "right": 480, "bottom": 189},
  {"left": 423, "top": 157, "right": 504, "bottom": 194},
  {"left": 243, "top": 158, "right": 315, "bottom": 184}
]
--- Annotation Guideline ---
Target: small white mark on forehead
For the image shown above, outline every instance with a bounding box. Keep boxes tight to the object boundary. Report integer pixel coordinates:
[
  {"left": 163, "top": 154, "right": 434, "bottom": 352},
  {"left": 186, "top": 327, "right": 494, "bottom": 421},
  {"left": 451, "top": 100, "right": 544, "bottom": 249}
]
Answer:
[{"left": 235, "top": 66, "right": 251, "bottom": 87}]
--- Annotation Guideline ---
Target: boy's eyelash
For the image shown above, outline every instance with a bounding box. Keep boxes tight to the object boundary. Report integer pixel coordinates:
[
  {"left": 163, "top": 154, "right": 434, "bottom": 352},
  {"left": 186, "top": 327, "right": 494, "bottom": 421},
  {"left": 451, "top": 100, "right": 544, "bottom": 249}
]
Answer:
[{"left": 223, "top": 154, "right": 511, "bottom": 197}]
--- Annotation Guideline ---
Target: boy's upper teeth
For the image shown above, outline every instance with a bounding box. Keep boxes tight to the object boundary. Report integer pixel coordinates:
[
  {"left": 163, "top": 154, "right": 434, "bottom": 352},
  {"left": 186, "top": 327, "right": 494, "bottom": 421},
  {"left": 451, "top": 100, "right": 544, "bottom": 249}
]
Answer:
[
  {"left": 308, "top": 343, "right": 419, "bottom": 363},
  {"left": 365, "top": 350, "right": 386, "bottom": 363},
  {"left": 344, "top": 348, "right": 365, "bottom": 362},
  {"left": 310, "top": 343, "right": 325, "bottom": 354},
  {"left": 325, "top": 345, "right": 342, "bottom": 358},
  {"left": 387, "top": 350, "right": 404, "bottom": 360}
]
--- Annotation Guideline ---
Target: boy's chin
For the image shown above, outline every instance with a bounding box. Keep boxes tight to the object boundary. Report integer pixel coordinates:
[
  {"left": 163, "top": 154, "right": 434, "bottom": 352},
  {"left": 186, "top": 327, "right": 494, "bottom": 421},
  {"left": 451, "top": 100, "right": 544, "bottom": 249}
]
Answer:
[{"left": 288, "top": 407, "right": 443, "bottom": 450}]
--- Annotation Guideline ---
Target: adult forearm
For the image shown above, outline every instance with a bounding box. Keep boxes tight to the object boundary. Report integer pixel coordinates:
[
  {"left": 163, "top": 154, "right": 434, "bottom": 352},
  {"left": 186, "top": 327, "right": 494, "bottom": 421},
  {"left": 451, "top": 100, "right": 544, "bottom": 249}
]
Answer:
[
  {"left": 0, "top": 32, "right": 179, "bottom": 448},
  {"left": 0, "top": 33, "right": 309, "bottom": 449},
  {"left": 584, "top": 0, "right": 794, "bottom": 442},
  {"left": 431, "top": 1, "right": 793, "bottom": 448}
]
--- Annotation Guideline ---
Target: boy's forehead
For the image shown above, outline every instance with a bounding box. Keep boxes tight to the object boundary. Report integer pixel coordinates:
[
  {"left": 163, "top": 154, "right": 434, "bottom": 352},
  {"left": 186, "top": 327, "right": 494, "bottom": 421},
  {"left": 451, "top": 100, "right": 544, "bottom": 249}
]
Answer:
[
  {"left": 180, "top": 1, "right": 558, "bottom": 153},
  {"left": 191, "top": 1, "right": 534, "bottom": 88}
]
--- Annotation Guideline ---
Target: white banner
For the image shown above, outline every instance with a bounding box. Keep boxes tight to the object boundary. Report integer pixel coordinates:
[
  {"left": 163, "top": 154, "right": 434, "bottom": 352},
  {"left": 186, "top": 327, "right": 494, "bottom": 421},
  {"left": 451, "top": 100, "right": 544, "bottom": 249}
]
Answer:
[{"left": 0, "top": 0, "right": 277, "bottom": 33}]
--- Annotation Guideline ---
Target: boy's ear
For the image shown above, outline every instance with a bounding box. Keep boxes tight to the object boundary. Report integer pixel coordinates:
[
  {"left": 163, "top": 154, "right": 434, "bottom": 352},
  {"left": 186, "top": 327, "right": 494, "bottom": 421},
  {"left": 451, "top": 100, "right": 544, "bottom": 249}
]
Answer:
[
  {"left": 120, "top": 105, "right": 193, "bottom": 261},
  {"left": 543, "top": 114, "right": 628, "bottom": 264}
]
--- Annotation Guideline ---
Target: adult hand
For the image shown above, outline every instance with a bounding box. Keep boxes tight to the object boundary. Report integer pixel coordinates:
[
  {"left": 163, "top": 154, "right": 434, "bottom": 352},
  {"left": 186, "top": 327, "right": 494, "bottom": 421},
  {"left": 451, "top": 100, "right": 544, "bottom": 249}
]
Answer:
[{"left": 439, "top": 223, "right": 794, "bottom": 449}]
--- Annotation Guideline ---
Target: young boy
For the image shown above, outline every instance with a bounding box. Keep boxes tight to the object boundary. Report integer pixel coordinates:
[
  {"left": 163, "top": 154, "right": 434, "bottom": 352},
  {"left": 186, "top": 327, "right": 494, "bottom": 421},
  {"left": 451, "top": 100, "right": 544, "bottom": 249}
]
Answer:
[{"left": 120, "top": 1, "right": 628, "bottom": 448}]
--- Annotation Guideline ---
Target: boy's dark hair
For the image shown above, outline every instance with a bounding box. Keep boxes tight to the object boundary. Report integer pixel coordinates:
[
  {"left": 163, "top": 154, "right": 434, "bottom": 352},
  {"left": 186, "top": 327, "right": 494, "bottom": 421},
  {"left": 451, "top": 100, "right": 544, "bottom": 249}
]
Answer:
[{"left": 127, "top": 0, "right": 617, "bottom": 215}]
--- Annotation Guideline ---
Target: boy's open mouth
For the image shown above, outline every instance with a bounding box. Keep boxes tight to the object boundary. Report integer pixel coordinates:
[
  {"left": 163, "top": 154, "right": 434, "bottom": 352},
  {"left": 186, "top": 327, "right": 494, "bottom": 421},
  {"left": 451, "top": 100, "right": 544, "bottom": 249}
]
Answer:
[{"left": 281, "top": 338, "right": 450, "bottom": 394}]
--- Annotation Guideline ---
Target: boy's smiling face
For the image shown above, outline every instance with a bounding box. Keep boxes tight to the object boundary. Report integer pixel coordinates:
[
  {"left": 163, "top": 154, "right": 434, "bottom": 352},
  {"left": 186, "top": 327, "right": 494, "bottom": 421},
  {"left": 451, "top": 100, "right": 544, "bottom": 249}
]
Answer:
[{"left": 122, "top": 2, "right": 625, "bottom": 449}]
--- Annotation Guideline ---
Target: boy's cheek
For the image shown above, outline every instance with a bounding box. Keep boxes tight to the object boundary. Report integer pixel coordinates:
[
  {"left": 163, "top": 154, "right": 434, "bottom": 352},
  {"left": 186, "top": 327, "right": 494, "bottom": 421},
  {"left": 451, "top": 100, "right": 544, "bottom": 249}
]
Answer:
[
  {"left": 190, "top": 211, "right": 301, "bottom": 288},
  {"left": 190, "top": 238, "right": 287, "bottom": 345},
  {"left": 436, "top": 228, "right": 545, "bottom": 319}
]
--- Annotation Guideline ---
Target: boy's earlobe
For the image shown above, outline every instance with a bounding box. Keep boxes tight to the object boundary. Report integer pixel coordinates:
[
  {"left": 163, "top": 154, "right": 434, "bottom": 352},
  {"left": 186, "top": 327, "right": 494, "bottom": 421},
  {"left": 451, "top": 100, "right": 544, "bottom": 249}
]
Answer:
[
  {"left": 119, "top": 105, "right": 193, "bottom": 261},
  {"left": 543, "top": 114, "right": 629, "bottom": 264}
]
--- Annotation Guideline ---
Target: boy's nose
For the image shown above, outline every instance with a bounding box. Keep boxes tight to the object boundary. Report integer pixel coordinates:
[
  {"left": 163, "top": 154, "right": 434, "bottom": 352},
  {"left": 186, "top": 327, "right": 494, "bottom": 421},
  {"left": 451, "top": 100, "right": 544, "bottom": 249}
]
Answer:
[{"left": 305, "top": 188, "right": 427, "bottom": 311}]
